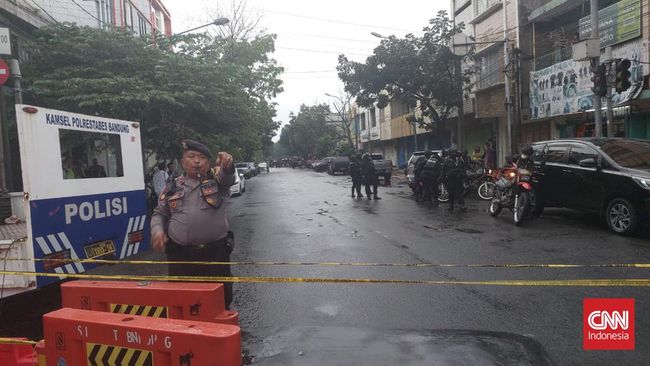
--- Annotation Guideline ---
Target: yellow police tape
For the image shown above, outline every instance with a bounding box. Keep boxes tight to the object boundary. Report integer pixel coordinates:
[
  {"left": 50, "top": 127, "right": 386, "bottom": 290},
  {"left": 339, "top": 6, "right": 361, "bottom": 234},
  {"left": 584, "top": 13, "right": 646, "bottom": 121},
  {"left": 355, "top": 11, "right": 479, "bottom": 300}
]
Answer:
[
  {"left": 1, "top": 269, "right": 650, "bottom": 286},
  {"left": 4, "top": 257, "right": 650, "bottom": 269},
  {"left": 0, "top": 337, "right": 38, "bottom": 346}
]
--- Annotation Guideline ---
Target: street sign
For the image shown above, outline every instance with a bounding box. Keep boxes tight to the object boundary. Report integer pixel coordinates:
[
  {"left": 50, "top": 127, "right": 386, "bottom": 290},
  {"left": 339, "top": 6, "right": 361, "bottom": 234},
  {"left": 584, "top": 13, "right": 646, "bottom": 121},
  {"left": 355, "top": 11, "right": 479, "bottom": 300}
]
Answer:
[
  {"left": 0, "top": 59, "right": 9, "bottom": 85},
  {"left": 0, "top": 28, "right": 11, "bottom": 55}
]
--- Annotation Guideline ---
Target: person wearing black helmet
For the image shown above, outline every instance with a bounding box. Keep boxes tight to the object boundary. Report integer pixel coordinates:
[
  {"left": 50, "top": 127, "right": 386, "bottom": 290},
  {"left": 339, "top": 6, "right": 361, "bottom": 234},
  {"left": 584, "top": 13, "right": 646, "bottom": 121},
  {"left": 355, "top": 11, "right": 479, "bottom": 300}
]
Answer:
[
  {"left": 349, "top": 155, "right": 363, "bottom": 198},
  {"left": 516, "top": 145, "right": 535, "bottom": 171},
  {"left": 361, "top": 153, "right": 381, "bottom": 200},
  {"left": 443, "top": 148, "right": 468, "bottom": 212}
]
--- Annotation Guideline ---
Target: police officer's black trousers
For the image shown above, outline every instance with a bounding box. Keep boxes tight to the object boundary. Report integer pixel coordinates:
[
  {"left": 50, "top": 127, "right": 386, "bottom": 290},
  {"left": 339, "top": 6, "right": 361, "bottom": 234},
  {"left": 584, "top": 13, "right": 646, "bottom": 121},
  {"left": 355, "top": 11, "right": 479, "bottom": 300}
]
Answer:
[
  {"left": 351, "top": 177, "right": 362, "bottom": 196},
  {"left": 166, "top": 235, "right": 234, "bottom": 309},
  {"left": 422, "top": 175, "right": 439, "bottom": 204},
  {"left": 447, "top": 178, "right": 465, "bottom": 209},
  {"left": 364, "top": 180, "right": 378, "bottom": 197}
]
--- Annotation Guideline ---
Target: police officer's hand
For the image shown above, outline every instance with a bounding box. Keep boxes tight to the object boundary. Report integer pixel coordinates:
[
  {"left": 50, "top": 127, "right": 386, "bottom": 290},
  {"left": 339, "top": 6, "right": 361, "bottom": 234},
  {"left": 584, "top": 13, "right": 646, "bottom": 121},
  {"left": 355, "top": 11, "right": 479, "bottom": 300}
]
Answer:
[
  {"left": 216, "top": 152, "right": 234, "bottom": 174},
  {"left": 152, "top": 231, "right": 168, "bottom": 252}
]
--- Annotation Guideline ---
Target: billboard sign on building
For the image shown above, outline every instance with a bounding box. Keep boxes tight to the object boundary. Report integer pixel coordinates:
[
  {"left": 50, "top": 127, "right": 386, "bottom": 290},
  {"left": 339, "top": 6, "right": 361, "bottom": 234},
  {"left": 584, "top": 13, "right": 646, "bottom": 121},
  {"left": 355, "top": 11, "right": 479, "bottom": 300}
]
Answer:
[
  {"left": 579, "top": 0, "right": 641, "bottom": 48},
  {"left": 530, "top": 40, "right": 645, "bottom": 120}
]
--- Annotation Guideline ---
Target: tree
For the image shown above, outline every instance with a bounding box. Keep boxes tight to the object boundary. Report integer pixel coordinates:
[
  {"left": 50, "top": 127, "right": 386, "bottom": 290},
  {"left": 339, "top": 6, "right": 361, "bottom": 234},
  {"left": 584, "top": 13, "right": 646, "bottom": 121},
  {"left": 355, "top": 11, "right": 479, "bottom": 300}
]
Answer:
[
  {"left": 276, "top": 104, "right": 337, "bottom": 159},
  {"left": 325, "top": 92, "right": 355, "bottom": 151},
  {"left": 22, "top": 24, "right": 283, "bottom": 162},
  {"left": 337, "top": 10, "right": 476, "bottom": 135}
]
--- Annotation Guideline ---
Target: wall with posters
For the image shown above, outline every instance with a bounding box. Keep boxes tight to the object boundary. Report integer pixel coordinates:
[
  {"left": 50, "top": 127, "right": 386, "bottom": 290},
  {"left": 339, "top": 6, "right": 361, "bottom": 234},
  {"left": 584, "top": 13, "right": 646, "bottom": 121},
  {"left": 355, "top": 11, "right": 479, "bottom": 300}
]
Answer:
[{"left": 530, "top": 39, "right": 647, "bottom": 120}]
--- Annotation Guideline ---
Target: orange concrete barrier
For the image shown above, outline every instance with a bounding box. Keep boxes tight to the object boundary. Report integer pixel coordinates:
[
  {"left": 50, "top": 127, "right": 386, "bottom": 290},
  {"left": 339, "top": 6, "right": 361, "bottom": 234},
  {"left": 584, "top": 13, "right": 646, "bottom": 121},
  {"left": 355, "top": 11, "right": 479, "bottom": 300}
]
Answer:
[
  {"left": 43, "top": 308, "right": 241, "bottom": 366},
  {"left": 61, "top": 280, "right": 238, "bottom": 325},
  {"left": 0, "top": 338, "right": 35, "bottom": 365}
]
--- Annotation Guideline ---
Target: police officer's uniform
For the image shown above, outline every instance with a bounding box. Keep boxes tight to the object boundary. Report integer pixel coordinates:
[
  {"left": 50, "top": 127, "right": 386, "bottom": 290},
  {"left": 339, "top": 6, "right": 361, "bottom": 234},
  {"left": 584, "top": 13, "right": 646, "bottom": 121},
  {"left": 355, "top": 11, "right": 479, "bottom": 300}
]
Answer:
[{"left": 150, "top": 140, "right": 236, "bottom": 308}]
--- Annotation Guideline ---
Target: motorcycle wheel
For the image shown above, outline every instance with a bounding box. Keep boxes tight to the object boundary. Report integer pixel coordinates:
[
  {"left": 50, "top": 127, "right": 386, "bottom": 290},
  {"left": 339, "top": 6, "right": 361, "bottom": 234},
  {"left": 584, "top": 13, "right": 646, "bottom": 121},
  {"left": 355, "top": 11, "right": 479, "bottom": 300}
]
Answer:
[
  {"left": 489, "top": 199, "right": 502, "bottom": 217},
  {"left": 478, "top": 181, "right": 496, "bottom": 200},
  {"left": 437, "top": 182, "right": 449, "bottom": 203},
  {"left": 513, "top": 192, "right": 532, "bottom": 226}
]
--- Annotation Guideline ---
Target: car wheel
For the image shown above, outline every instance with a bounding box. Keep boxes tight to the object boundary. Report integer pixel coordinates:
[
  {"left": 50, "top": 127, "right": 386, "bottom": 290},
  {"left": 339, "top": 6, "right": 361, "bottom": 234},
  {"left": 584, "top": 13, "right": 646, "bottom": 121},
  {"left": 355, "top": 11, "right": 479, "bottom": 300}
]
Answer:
[
  {"left": 606, "top": 198, "right": 638, "bottom": 235},
  {"left": 384, "top": 174, "right": 391, "bottom": 185}
]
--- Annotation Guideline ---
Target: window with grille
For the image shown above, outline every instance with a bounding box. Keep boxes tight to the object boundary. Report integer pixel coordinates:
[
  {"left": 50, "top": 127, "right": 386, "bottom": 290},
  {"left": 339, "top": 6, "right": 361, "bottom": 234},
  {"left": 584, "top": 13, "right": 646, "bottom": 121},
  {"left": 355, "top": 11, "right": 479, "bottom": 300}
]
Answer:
[{"left": 477, "top": 48, "right": 501, "bottom": 89}]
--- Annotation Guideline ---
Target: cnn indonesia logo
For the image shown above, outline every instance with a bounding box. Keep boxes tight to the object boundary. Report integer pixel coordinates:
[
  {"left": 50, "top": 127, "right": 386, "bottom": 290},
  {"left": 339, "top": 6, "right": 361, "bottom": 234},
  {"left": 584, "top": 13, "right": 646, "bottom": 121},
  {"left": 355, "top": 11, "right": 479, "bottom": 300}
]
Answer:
[{"left": 583, "top": 298, "right": 635, "bottom": 350}]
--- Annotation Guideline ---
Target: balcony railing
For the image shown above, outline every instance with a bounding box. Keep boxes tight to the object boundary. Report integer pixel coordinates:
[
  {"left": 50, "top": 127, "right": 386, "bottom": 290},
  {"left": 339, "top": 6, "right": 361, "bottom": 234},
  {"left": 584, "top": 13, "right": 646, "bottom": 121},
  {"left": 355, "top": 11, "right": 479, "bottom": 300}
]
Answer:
[{"left": 533, "top": 46, "right": 573, "bottom": 70}]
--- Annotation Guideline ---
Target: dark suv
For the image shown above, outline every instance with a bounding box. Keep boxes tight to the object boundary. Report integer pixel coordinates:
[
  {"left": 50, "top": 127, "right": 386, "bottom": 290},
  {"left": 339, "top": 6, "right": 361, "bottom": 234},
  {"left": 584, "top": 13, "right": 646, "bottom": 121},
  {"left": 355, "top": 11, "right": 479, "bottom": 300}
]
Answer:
[
  {"left": 530, "top": 138, "right": 650, "bottom": 235},
  {"left": 328, "top": 156, "right": 350, "bottom": 175}
]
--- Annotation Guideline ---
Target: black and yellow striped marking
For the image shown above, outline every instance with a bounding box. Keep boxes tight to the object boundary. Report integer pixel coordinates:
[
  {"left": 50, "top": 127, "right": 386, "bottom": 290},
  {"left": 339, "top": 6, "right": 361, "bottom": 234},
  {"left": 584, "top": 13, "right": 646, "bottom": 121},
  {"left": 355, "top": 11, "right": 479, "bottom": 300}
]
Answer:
[
  {"left": 86, "top": 343, "right": 153, "bottom": 366},
  {"left": 109, "top": 304, "right": 168, "bottom": 318}
]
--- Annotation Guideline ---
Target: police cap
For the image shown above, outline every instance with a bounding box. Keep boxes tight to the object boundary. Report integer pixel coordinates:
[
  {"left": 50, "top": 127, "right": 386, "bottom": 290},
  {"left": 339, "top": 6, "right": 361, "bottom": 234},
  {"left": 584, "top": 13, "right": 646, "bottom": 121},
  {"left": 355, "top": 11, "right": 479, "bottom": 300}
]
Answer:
[{"left": 181, "top": 139, "right": 212, "bottom": 159}]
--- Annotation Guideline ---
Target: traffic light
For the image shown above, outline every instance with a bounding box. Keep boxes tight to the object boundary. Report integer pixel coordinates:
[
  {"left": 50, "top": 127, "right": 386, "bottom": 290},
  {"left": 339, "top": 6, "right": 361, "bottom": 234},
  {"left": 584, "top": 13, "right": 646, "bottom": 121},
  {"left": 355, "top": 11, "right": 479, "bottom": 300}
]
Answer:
[
  {"left": 615, "top": 59, "right": 632, "bottom": 93},
  {"left": 591, "top": 63, "right": 608, "bottom": 97}
]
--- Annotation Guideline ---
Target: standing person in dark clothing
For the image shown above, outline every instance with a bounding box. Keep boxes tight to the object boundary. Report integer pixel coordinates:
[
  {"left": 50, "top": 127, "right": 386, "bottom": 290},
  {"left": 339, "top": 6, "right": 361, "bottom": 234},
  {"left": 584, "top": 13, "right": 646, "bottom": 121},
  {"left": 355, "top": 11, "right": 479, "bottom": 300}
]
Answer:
[
  {"left": 151, "top": 139, "right": 236, "bottom": 308},
  {"left": 349, "top": 155, "right": 363, "bottom": 198},
  {"left": 421, "top": 151, "right": 442, "bottom": 207},
  {"left": 361, "top": 153, "right": 380, "bottom": 200},
  {"left": 443, "top": 148, "right": 468, "bottom": 212}
]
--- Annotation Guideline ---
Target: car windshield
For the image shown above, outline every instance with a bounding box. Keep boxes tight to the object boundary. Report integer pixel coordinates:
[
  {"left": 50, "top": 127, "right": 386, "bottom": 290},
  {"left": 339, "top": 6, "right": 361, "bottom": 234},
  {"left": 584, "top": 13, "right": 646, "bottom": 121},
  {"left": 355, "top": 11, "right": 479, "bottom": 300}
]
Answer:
[
  {"left": 235, "top": 163, "right": 248, "bottom": 168},
  {"left": 599, "top": 140, "right": 650, "bottom": 170},
  {"left": 370, "top": 155, "right": 382, "bottom": 160}
]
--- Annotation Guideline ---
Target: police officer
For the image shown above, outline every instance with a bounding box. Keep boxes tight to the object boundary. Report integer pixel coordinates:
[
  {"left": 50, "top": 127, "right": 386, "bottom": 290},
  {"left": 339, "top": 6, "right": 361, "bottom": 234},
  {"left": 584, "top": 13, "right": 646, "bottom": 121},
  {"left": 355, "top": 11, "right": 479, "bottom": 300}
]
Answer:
[
  {"left": 443, "top": 148, "right": 468, "bottom": 212},
  {"left": 349, "top": 155, "right": 363, "bottom": 198},
  {"left": 150, "top": 139, "right": 236, "bottom": 308},
  {"left": 515, "top": 146, "right": 535, "bottom": 171},
  {"left": 361, "top": 153, "right": 381, "bottom": 200},
  {"left": 421, "top": 151, "right": 442, "bottom": 207}
]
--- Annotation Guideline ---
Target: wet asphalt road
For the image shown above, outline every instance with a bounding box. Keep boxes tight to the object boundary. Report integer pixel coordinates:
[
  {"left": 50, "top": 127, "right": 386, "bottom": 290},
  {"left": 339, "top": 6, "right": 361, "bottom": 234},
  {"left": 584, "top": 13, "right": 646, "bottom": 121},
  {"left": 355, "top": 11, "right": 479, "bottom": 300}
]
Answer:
[
  {"left": 3, "top": 167, "right": 650, "bottom": 365},
  {"left": 225, "top": 167, "right": 650, "bottom": 365}
]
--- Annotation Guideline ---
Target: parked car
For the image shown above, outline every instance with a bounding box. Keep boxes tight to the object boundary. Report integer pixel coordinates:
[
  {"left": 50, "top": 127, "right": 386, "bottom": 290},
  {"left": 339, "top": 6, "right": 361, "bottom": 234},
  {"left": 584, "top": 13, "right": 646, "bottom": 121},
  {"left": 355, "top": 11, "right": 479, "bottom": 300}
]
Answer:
[
  {"left": 230, "top": 171, "right": 246, "bottom": 196},
  {"left": 313, "top": 157, "right": 334, "bottom": 172},
  {"left": 370, "top": 153, "right": 393, "bottom": 184},
  {"left": 258, "top": 162, "right": 269, "bottom": 172},
  {"left": 235, "top": 163, "right": 254, "bottom": 178},
  {"left": 328, "top": 156, "right": 350, "bottom": 175},
  {"left": 246, "top": 162, "right": 258, "bottom": 176},
  {"left": 530, "top": 138, "right": 650, "bottom": 235}
]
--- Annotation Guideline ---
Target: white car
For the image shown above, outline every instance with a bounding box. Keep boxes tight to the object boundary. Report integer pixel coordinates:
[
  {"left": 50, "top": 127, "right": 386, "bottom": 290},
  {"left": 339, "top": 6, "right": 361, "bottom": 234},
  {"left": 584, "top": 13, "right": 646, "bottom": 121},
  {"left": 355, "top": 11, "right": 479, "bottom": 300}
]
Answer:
[
  {"left": 230, "top": 172, "right": 246, "bottom": 196},
  {"left": 258, "top": 162, "right": 268, "bottom": 172}
]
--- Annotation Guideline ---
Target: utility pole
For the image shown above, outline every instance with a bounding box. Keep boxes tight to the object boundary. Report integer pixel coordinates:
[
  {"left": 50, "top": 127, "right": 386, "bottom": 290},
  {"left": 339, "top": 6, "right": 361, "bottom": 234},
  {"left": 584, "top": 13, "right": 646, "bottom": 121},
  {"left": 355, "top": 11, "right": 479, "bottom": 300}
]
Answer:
[
  {"left": 456, "top": 57, "right": 463, "bottom": 151},
  {"left": 503, "top": 1, "right": 514, "bottom": 157},
  {"left": 591, "top": 0, "right": 603, "bottom": 138},
  {"left": 604, "top": 46, "right": 614, "bottom": 137}
]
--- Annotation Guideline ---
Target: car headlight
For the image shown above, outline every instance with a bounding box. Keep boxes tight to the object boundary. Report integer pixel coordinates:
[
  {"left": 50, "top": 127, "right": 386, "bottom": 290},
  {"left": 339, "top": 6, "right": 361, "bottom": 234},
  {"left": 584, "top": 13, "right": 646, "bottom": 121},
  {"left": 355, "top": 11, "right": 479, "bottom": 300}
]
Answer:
[{"left": 633, "top": 177, "right": 650, "bottom": 190}]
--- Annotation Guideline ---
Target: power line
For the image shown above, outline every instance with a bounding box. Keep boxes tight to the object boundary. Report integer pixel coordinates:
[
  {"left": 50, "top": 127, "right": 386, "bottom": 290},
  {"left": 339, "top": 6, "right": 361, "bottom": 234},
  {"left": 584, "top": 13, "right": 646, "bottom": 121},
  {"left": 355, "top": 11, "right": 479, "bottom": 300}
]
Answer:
[
  {"left": 68, "top": 0, "right": 103, "bottom": 24},
  {"left": 284, "top": 70, "right": 338, "bottom": 74},
  {"left": 28, "top": 0, "right": 60, "bottom": 23},
  {"left": 276, "top": 46, "right": 370, "bottom": 57},
  {"left": 265, "top": 9, "right": 415, "bottom": 33},
  {"left": 280, "top": 31, "right": 379, "bottom": 45}
]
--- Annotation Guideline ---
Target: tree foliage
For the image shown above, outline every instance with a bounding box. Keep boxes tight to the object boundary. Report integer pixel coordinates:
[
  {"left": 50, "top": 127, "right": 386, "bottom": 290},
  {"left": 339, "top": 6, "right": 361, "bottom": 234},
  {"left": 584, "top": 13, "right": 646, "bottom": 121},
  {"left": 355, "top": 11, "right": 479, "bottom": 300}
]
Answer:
[
  {"left": 337, "top": 10, "right": 476, "bottom": 133},
  {"left": 23, "top": 23, "right": 282, "bottom": 162},
  {"left": 276, "top": 104, "right": 337, "bottom": 159}
]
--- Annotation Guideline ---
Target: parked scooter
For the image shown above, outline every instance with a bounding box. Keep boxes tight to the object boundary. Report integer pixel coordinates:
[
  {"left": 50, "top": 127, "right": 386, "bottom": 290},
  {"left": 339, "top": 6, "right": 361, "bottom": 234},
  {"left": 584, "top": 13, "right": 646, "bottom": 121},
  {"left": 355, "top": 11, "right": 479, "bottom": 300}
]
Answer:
[{"left": 488, "top": 163, "right": 535, "bottom": 225}]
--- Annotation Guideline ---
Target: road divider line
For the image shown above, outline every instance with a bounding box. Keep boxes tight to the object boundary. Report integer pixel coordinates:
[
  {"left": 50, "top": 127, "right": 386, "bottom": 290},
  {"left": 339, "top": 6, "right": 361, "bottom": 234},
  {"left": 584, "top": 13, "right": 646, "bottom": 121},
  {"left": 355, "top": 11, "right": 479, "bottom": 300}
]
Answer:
[
  {"left": 1, "top": 270, "right": 650, "bottom": 286},
  {"left": 3, "top": 257, "right": 650, "bottom": 269}
]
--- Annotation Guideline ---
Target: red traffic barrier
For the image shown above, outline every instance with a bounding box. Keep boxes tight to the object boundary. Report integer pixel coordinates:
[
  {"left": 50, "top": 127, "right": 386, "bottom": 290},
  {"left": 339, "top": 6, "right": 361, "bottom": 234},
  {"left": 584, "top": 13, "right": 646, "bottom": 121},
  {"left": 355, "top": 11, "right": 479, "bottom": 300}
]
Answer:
[
  {"left": 0, "top": 338, "right": 35, "bottom": 366},
  {"left": 43, "top": 308, "right": 241, "bottom": 366},
  {"left": 61, "top": 280, "right": 238, "bottom": 325}
]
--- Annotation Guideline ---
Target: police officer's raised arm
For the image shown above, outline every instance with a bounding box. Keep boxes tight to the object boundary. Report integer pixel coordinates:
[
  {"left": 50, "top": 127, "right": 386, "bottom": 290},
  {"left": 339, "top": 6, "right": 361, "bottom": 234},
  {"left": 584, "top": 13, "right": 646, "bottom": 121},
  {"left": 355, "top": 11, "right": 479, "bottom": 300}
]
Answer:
[{"left": 214, "top": 152, "right": 235, "bottom": 187}]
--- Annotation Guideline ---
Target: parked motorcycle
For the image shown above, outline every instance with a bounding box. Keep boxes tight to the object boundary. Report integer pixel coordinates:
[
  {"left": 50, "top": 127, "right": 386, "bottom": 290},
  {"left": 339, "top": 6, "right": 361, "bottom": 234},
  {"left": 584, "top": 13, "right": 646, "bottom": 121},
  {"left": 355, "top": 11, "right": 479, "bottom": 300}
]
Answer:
[{"left": 488, "top": 164, "right": 535, "bottom": 225}]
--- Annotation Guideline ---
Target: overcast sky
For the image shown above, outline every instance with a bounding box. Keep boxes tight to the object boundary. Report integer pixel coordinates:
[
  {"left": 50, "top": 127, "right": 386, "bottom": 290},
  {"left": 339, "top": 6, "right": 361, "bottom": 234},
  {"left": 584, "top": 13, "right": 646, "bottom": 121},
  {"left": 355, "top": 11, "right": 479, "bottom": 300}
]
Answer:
[{"left": 164, "top": 0, "right": 451, "bottom": 140}]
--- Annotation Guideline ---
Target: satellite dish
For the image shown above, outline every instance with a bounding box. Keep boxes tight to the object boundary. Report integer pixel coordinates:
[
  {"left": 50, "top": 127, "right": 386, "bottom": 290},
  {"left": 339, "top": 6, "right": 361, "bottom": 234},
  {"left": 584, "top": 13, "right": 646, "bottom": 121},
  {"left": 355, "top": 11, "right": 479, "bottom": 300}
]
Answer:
[{"left": 451, "top": 33, "right": 471, "bottom": 56}]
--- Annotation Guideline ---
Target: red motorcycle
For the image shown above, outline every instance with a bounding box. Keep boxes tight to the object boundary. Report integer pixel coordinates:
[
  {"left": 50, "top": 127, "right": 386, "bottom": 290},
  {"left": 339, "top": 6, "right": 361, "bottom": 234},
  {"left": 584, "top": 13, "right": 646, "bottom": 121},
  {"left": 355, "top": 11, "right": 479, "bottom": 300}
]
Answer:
[{"left": 488, "top": 163, "right": 535, "bottom": 225}]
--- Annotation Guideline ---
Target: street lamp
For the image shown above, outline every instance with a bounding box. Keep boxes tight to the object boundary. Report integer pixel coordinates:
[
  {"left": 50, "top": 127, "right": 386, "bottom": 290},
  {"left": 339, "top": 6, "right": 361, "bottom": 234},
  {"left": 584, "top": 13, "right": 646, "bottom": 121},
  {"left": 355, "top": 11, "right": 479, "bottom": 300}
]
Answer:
[{"left": 174, "top": 17, "right": 230, "bottom": 36}]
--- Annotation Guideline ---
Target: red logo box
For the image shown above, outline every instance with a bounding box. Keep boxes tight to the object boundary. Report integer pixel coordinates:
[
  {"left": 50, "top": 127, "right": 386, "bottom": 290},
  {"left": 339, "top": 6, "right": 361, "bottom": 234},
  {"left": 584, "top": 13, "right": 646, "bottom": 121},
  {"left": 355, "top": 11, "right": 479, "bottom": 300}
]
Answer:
[{"left": 583, "top": 298, "right": 635, "bottom": 350}]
